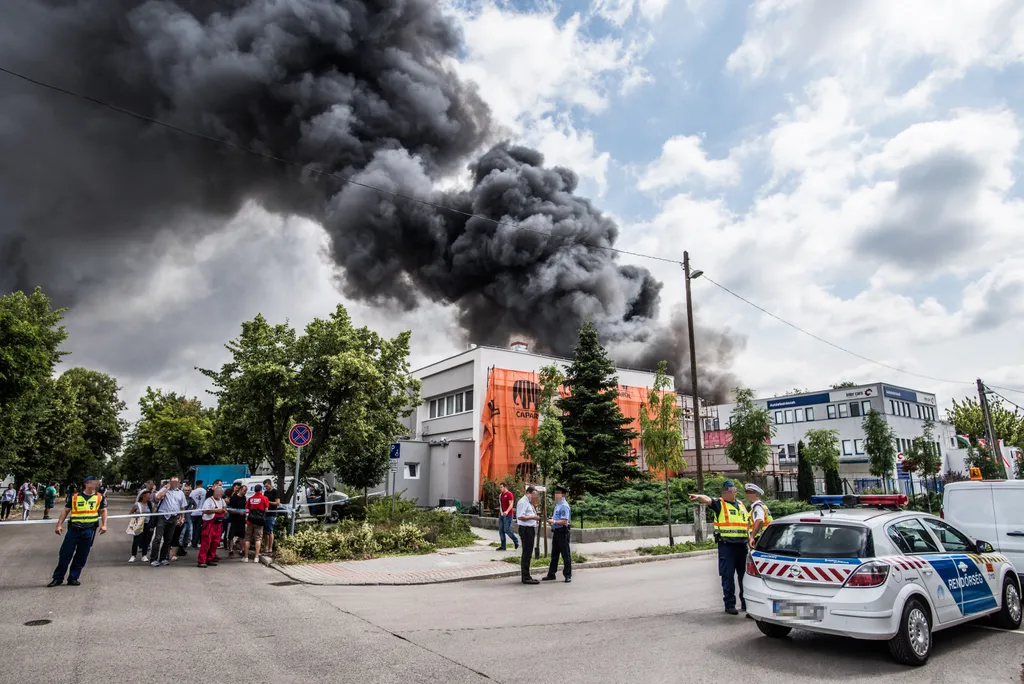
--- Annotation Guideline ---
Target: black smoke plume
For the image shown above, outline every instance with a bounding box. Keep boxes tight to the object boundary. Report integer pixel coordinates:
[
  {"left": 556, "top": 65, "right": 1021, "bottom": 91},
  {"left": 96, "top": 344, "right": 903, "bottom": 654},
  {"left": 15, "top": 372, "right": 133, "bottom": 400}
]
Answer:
[{"left": 0, "top": 0, "right": 741, "bottom": 401}]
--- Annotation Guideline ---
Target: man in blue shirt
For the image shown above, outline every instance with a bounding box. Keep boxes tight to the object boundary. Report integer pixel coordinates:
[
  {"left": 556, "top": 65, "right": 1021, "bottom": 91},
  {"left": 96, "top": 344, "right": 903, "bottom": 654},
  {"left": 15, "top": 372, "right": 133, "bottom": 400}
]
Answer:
[{"left": 543, "top": 486, "right": 572, "bottom": 583}]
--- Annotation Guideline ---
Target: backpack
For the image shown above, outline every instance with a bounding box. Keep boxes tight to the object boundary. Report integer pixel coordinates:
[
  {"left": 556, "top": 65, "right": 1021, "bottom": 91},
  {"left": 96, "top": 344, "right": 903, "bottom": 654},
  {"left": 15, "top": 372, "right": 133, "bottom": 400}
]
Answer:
[{"left": 247, "top": 497, "right": 266, "bottom": 526}]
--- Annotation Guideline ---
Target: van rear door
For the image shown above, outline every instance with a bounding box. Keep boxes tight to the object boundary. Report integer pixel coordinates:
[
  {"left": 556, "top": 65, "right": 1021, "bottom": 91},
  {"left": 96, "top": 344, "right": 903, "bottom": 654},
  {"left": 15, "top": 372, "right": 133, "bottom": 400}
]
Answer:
[
  {"left": 993, "top": 484, "right": 1024, "bottom": 576},
  {"left": 944, "top": 484, "right": 996, "bottom": 546}
]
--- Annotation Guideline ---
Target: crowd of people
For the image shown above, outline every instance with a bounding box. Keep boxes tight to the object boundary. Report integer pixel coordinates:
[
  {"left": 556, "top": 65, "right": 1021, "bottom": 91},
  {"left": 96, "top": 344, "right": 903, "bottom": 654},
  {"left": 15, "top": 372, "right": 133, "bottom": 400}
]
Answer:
[
  {"left": 127, "top": 477, "right": 281, "bottom": 569},
  {"left": 2, "top": 480, "right": 81, "bottom": 521}
]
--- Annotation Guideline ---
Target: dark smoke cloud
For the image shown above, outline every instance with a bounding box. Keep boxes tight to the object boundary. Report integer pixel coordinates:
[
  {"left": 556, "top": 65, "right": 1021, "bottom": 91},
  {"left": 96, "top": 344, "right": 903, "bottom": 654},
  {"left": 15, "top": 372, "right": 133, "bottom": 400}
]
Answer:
[{"left": 0, "top": 0, "right": 741, "bottom": 401}]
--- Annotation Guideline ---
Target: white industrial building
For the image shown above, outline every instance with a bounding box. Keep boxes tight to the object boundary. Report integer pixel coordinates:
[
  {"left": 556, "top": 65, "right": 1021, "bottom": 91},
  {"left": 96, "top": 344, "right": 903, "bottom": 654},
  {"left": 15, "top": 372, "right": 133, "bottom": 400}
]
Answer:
[
  {"left": 389, "top": 344, "right": 667, "bottom": 508},
  {"left": 717, "top": 382, "right": 968, "bottom": 492}
]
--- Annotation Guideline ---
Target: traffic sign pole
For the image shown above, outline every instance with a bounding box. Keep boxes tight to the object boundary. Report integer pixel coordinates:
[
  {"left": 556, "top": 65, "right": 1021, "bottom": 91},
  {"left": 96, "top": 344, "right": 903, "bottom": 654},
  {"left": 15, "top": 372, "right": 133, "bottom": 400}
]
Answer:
[
  {"left": 290, "top": 446, "right": 301, "bottom": 536},
  {"left": 287, "top": 424, "right": 313, "bottom": 536}
]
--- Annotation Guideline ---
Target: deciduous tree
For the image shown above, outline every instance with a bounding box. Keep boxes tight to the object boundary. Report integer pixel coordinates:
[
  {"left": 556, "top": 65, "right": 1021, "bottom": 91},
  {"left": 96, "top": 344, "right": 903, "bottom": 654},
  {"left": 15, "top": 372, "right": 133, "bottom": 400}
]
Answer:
[
  {"left": 639, "top": 362, "right": 685, "bottom": 545},
  {"left": 803, "top": 428, "right": 841, "bottom": 495},
  {"left": 796, "top": 440, "right": 814, "bottom": 500},
  {"left": 725, "top": 388, "right": 775, "bottom": 479},
  {"left": 522, "top": 364, "right": 573, "bottom": 555},
  {"left": 863, "top": 409, "right": 897, "bottom": 490}
]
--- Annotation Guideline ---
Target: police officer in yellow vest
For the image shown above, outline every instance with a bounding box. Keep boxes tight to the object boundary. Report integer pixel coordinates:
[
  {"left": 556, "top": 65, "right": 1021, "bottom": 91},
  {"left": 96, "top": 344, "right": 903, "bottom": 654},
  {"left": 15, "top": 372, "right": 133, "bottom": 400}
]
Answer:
[
  {"left": 690, "top": 480, "right": 749, "bottom": 615},
  {"left": 48, "top": 476, "right": 107, "bottom": 587},
  {"left": 745, "top": 483, "right": 772, "bottom": 548}
]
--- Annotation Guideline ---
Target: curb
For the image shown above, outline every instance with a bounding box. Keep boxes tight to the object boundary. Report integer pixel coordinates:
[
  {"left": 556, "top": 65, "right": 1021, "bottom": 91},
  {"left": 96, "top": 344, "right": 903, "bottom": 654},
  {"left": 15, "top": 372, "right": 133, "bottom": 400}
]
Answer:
[{"left": 264, "top": 548, "right": 717, "bottom": 586}]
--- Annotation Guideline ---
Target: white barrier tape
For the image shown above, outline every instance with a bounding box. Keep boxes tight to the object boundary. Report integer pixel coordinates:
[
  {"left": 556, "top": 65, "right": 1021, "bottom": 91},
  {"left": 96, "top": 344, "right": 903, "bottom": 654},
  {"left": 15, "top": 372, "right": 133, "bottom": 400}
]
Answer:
[{"left": 0, "top": 501, "right": 351, "bottom": 526}]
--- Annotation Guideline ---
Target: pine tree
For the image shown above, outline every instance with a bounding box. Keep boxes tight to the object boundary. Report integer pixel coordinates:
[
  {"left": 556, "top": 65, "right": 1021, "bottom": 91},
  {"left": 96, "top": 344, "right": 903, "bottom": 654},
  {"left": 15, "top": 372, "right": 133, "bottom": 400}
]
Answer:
[
  {"left": 796, "top": 440, "right": 815, "bottom": 500},
  {"left": 558, "top": 321, "right": 640, "bottom": 495}
]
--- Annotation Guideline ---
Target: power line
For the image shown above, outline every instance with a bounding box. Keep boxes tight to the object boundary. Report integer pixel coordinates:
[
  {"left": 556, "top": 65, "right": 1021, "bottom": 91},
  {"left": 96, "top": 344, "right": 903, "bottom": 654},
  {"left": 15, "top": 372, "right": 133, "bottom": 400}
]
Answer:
[
  {"left": 699, "top": 274, "right": 975, "bottom": 386},
  {"left": 986, "top": 387, "right": 1024, "bottom": 414},
  {"left": 0, "top": 65, "right": 681, "bottom": 267},
  {"left": 1, "top": 64, "right": 1017, "bottom": 394}
]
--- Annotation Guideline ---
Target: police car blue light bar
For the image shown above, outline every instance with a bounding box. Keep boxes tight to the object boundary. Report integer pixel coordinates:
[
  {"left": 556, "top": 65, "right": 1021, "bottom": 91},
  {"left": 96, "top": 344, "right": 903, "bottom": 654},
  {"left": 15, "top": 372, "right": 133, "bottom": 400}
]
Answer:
[{"left": 810, "top": 494, "right": 908, "bottom": 507}]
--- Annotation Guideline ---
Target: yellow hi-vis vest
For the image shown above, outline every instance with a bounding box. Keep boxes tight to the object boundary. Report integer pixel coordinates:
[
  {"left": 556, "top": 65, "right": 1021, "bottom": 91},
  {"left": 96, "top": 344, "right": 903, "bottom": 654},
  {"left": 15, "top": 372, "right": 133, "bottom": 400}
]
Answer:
[
  {"left": 714, "top": 498, "right": 749, "bottom": 540},
  {"left": 70, "top": 493, "right": 102, "bottom": 525},
  {"left": 750, "top": 500, "right": 773, "bottom": 539}
]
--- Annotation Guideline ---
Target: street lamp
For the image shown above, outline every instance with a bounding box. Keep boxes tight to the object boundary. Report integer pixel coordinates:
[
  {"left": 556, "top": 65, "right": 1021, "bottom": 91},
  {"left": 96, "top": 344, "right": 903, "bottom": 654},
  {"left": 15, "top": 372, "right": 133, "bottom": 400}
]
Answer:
[{"left": 683, "top": 251, "right": 706, "bottom": 543}]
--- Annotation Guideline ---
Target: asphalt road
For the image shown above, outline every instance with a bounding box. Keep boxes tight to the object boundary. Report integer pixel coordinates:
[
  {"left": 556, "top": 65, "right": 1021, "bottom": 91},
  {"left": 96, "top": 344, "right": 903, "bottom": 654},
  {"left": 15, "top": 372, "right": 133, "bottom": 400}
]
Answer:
[{"left": 1, "top": 501, "right": 1021, "bottom": 684}]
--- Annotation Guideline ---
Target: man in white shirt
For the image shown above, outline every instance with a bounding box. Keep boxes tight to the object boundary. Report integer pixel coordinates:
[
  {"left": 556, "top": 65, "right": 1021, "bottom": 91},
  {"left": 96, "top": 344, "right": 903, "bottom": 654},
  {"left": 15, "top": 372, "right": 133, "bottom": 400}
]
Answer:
[
  {"left": 515, "top": 486, "right": 542, "bottom": 585},
  {"left": 150, "top": 477, "right": 187, "bottom": 567},
  {"left": 189, "top": 481, "right": 207, "bottom": 549}
]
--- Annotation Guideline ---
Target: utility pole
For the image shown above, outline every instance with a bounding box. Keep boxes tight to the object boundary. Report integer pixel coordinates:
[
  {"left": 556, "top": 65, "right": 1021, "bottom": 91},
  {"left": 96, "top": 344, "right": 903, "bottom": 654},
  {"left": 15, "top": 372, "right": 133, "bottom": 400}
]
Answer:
[
  {"left": 683, "top": 251, "right": 706, "bottom": 543},
  {"left": 977, "top": 378, "right": 1006, "bottom": 478}
]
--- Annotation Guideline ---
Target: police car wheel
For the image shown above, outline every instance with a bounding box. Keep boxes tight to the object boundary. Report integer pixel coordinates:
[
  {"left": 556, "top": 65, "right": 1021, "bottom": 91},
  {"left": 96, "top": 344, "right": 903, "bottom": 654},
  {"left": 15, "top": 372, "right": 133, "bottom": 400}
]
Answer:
[
  {"left": 992, "top": 576, "right": 1022, "bottom": 630},
  {"left": 888, "top": 598, "right": 932, "bottom": 666},
  {"left": 755, "top": 620, "right": 792, "bottom": 639}
]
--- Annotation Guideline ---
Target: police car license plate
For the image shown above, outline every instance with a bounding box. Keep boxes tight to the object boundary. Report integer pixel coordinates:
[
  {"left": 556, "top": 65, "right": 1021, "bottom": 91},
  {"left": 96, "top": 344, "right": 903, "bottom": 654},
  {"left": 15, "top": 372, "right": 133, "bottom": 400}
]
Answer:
[{"left": 772, "top": 601, "right": 824, "bottom": 621}]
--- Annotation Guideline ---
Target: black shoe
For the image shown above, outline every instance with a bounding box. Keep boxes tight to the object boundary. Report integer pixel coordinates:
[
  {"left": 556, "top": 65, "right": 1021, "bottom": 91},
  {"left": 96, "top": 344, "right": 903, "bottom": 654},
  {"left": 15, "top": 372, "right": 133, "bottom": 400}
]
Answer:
[
  {"left": 522, "top": 578, "right": 540, "bottom": 585},
  {"left": 725, "top": 607, "right": 739, "bottom": 615},
  {"left": 745, "top": 613, "right": 754, "bottom": 620},
  {"left": 197, "top": 563, "right": 207, "bottom": 568},
  {"left": 514, "top": 542, "right": 519, "bottom": 550},
  {"left": 47, "top": 579, "right": 62, "bottom": 588},
  {"left": 68, "top": 579, "right": 81, "bottom": 586},
  {"left": 497, "top": 547, "right": 506, "bottom": 551},
  {"left": 564, "top": 577, "right": 572, "bottom": 583},
  {"left": 178, "top": 549, "right": 188, "bottom": 557},
  {"left": 541, "top": 575, "right": 557, "bottom": 581},
  {"left": 207, "top": 560, "right": 219, "bottom": 566}
]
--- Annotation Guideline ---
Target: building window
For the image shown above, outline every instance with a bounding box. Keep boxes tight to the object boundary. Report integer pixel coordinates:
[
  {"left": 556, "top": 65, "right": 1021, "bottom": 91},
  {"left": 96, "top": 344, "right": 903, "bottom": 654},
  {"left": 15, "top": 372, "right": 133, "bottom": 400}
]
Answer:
[
  {"left": 854, "top": 439, "right": 865, "bottom": 454},
  {"left": 427, "top": 389, "right": 474, "bottom": 419},
  {"left": 842, "top": 440, "right": 853, "bottom": 455},
  {"left": 838, "top": 403, "right": 849, "bottom": 418},
  {"left": 861, "top": 400, "right": 871, "bottom": 415},
  {"left": 784, "top": 409, "right": 793, "bottom": 424},
  {"left": 775, "top": 411, "right": 783, "bottom": 424},
  {"left": 950, "top": 436, "right": 956, "bottom": 448},
  {"left": 903, "top": 402, "right": 910, "bottom": 417},
  {"left": 827, "top": 405, "right": 837, "bottom": 419},
  {"left": 405, "top": 462, "right": 420, "bottom": 479},
  {"left": 850, "top": 402, "right": 861, "bottom": 418},
  {"left": 889, "top": 399, "right": 896, "bottom": 415},
  {"left": 805, "top": 407, "right": 814, "bottom": 421},
  {"left": 914, "top": 405, "right": 921, "bottom": 419},
  {"left": 794, "top": 408, "right": 804, "bottom": 423}
]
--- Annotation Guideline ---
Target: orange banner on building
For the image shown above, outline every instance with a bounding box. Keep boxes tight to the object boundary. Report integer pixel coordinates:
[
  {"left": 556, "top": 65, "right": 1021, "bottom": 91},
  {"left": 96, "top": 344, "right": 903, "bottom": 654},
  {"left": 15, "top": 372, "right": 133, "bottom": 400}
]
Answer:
[{"left": 479, "top": 367, "right": 663, "bottom": 486}]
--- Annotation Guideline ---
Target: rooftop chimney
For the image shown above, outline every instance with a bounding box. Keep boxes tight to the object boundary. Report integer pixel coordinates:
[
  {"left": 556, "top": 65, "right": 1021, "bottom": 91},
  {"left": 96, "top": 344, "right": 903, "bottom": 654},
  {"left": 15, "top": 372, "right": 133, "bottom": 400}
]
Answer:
[{"left": 510, "top": 341, "right": 529, "bottom": 352}]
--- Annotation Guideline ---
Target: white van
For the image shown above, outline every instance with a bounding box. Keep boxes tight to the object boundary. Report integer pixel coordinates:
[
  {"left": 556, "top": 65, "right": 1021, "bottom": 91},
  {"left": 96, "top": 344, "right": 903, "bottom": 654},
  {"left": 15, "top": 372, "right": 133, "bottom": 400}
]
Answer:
[
  {"left": 231, "top": 476, "right": 350, "bottom": 523},
  {"left": 942, "top": 480, "right": 1023, "bottom": 577}
]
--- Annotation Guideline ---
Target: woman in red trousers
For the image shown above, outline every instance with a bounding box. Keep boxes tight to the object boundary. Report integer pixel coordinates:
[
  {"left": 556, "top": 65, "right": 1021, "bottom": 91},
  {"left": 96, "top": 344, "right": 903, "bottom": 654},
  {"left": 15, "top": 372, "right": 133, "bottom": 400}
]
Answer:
[{"left": 198, "top": 485, "right": 226, "bottom": 568}]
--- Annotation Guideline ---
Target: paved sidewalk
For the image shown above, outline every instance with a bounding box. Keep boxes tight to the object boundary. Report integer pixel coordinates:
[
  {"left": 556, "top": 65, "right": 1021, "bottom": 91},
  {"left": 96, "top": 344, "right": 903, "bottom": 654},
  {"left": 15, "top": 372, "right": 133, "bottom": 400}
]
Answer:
[{"left": 267, "top": 527, "right": 703, "bottom": 585}]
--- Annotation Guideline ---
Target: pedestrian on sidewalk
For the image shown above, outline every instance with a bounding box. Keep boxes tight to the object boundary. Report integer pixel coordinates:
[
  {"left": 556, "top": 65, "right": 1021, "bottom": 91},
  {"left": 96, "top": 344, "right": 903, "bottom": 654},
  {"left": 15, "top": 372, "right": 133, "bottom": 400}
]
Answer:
[
  {"left": 20, "top": 481, "right": 37, "bottom": 521},
  {"left": 48, "top": 476, "right": 107, "bottom": 587},
  {"left": 174, "top": 482, "right": 195, "bottom": 559},
  {"left": 198, "top": 485, "right": 226, "bottom": 568},
  {"left": 690, "top": 480, "right": 749, "bottom": 615},
  {"left": 516, "top": 486, "right": 541, "bottom": 584},
  {"left": 1, "top": 483, "right": 16, "bottom": 520},
  {"left": 262, "top": 479, "right": 279, "bottom": 556},
  {"left": 150, "top": 477, "right": 187, "bottom": 567},
  {"left": 43, "top": 482, "right": 57, "bottom": 519},
  {"left": 543, "top": 486, "right": 572, "bottom": 583},
  {"left": 242, "top": 484, "right": 268, "bottom": 562},
  {"left": 189, "top": 480, "right": 206, "bottom": 549},
  {"left": 129, "top": 489, "right": 154, "bottom": 563},
  {"left": 497, "top": 482, "right": 519, "bottom": 551},
  {"left": 227, "top": 483, "right": 247, "bottom": 557}
]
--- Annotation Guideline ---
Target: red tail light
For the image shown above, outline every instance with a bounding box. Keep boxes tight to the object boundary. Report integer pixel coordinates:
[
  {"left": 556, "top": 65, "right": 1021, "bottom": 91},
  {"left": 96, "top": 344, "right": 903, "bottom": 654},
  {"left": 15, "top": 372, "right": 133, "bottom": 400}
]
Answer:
[
  {"left": 746, "top": 556, "right": 760, "bottom": 577},
  {"left": 939, "top": 508, "right": 944, "bottom": 519},
  {"left": 844, "top": 562, "right": 890, "bottom": 588}
]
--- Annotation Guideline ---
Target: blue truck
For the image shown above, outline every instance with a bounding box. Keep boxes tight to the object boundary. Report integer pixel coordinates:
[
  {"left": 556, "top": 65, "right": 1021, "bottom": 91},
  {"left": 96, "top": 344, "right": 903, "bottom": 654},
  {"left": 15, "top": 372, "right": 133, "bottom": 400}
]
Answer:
[{"left": 185, "top": 464, "right": 251, "bottom": 488}]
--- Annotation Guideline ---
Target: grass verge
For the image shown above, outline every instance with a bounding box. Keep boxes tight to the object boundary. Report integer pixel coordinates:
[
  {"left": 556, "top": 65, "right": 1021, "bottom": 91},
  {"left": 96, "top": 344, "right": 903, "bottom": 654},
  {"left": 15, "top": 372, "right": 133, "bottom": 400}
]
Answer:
[{"left": 636, "top": 540, "right": 717, "bottom": 556}]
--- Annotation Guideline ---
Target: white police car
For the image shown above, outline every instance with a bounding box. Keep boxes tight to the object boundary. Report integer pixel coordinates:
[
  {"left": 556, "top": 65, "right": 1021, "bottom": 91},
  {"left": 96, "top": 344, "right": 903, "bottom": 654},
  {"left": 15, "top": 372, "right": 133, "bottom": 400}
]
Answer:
[{"left": 744, "top": 495, "right": 1022, "bottom": 666}]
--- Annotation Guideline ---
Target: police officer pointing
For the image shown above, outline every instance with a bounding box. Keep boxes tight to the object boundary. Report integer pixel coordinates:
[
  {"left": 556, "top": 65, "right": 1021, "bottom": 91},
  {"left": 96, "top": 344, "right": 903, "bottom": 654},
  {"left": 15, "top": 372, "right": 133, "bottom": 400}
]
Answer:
[
  {"left": 49, "top": 475, "right": 107, "bottom": 587},
  {"left": 690, "top": 480, "right": 749, "bottom": 615}
]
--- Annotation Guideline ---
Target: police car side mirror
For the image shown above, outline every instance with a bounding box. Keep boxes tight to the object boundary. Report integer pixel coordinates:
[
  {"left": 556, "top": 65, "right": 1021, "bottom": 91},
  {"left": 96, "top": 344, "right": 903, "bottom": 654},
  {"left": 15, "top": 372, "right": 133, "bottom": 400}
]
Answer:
[{"left": 975, "top": 540, "right": 994, "bottom": 554}]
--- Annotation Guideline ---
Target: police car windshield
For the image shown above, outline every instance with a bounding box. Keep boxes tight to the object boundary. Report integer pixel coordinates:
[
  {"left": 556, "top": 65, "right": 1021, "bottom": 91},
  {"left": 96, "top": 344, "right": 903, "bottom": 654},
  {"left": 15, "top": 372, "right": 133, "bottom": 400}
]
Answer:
[{"left": 757, "top": 523, "right": 871, "bottom": 559}]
